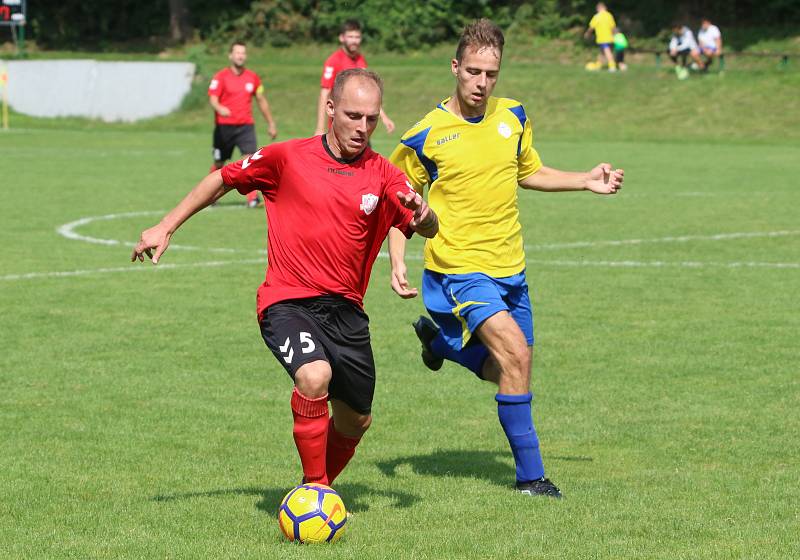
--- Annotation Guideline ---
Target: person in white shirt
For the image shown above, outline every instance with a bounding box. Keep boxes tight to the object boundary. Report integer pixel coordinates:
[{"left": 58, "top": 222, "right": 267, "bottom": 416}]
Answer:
[
  {"left": 669, "top": 25, "right": 705, "bottom": 76},
  {"left": 697, "top": 18, "right": 723, "bottom": 70}
]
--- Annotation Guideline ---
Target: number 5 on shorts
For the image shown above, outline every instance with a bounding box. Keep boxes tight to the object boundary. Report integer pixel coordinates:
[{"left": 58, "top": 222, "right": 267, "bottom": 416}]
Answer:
[{"left": 300, "top": 332, "right": 316, "bottom": 354}]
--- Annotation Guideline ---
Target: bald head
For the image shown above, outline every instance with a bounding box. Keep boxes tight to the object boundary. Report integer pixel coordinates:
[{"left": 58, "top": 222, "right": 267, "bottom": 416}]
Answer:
[{"left": 330, "top": 68, "right": 383, "bottom": 103}]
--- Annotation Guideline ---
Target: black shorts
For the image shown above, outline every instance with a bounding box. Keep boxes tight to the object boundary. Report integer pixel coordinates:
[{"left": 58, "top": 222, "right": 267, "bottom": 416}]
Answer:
[
  {"left": 260, "top": 296, "right": 375, "bottom": 414},
  {"left": 212, "top": 124, "right": 258, "bottom": 162}
]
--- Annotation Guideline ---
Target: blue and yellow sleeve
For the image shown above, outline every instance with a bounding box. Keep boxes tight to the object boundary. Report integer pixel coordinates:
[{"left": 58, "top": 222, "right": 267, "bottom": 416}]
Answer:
[
  {"left": 517, "top": 119, "right": 542, "bottom": 181},
  {"left": 389, "top": 126, "right": 436, "bottom": 193},
  {"left": 506, "top": 104, "right": 542, "bottom": 181}
]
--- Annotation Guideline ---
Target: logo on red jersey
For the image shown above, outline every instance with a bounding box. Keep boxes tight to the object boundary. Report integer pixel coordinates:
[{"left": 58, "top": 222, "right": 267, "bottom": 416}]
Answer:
[
  {"left": 360, "top": 193, "right": 379, "bottom": 215},
  {"left": 245, "top": 82, "right": 254, "bottom": 93},
  {"left": 323, "top": 66, "right": 334, "bottom": 80},
  {"left": 241, "top": 148, "right": 263, "bottom": 169}
]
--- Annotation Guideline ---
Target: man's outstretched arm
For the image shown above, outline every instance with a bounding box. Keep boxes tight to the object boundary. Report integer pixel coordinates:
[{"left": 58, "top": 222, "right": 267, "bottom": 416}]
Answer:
[
  {"left": 131, "top": 170, "right": 232, "bottom": 264},
  {"left": 388, "top": 227, "right": 414, "bottom": 298},
  {"left": 520, "top": 163, "right": 623, "bottom": 194},
  {"left": 388, "top": 190, "right": 438, "bottom": 299}
]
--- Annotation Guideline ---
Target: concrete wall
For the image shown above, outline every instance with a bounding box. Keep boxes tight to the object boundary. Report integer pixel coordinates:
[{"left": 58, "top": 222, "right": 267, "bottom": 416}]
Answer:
[{"left": 2, "top": 60, "right": 195, "bottom": 122}]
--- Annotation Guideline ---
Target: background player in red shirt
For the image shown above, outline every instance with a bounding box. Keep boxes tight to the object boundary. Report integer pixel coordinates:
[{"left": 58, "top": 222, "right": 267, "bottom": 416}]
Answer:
[
  {"left": 132, "top": 68, "right": 438, "bottom": 488},
  {"left": 208, "top": 41, "right": 278, "bottom": 208},
  {"left": 314, "top": 20, "right": 395, "bottom": 136}
]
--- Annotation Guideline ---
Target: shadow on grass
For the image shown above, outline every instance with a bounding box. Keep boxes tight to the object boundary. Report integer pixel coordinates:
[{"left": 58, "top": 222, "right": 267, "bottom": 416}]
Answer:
[
  {"left": 152, "top": 482, "right": 420, "bottom": 514},
  {"left": 377, "top": 449, "right": 512, "bottom": 487},
  {"left": 377, "top": 449, "right": 594, "bottom": 487}
]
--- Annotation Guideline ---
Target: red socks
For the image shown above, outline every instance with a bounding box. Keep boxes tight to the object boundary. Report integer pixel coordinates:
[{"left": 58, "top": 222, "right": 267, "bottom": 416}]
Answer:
[
  {"left": 290, "top": 388, "right": 364, "bottom": 485},
  {"left": 291, "top": 388, "right": 330, "bottom": 485},
  {"left": 326, "top": 417, "right": 362, "bottom": 485}
]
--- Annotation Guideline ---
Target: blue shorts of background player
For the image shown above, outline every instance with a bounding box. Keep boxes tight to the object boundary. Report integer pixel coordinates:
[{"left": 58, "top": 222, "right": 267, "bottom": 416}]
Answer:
[
  {"left": 421, "top": 270, "right": 534, "bottom": 376},
  {"left": 598, "top": 42, "right": 613, "bottom": 51}
]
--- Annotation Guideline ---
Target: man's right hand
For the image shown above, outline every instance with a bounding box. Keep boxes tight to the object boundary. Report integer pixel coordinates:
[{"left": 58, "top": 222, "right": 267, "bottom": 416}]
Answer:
[
  {"left": 217, "top": 106, "right": 231, "bottom": 117},
  {"left": 131, "top": 224, "right": 172, "bottom": 265},
  {"left": 390, "top": 262, "right": 418, "bottom": 299}
]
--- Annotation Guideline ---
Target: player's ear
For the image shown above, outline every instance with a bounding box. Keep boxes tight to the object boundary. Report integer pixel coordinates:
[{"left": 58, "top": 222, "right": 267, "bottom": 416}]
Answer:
[
  {"left": 326, "top": 98, "right": 335, "bottom": 119},
  {"left": 451, "top": 59, "right": 459, "bottom": 76}
]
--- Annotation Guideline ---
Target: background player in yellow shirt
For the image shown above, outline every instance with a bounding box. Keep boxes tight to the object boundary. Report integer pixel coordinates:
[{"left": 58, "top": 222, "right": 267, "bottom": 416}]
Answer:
[
  {"left": 388, "top": 19, "right": 624, "bottom": 498},
  {"left": 584, "top": 2, "right": 617, "bottom": 71}
]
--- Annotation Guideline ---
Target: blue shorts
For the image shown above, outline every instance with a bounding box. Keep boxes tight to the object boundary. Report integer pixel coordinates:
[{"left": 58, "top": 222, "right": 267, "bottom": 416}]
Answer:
[
  {"left": 598, "top": 43, "right": 613, "bottom": 50},
  {"left": 422, "top": 270, "right": 534, "bottom": 354}
]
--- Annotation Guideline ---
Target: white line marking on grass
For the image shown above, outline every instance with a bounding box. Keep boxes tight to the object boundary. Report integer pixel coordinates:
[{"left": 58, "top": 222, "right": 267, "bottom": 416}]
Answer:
[
  {"left": 525, "top": 230, "right": 800, "bottom": 251},
  {"left": 527, "top": 259, "right": 800, "bottom": 269},
  {"left": 0, "top": 259, "right": 266, "bottom": 282},
  {"left": 29, "top": 209, "right": 795, "bottom": 284},
  {"left": 56, "top": 207, "right": 267, "bottom": 254},
  {"left": 58, "top": 209, "right": 799, "bottom": 256},
  {"left": 4, "top": 256, "right": 797, "bottom": 283}
]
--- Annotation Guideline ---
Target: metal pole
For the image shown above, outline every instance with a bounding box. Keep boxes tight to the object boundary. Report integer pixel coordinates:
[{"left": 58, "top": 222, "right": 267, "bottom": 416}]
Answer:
[
  {"left": 1, "top": 63, "right": 8, "bottom": 130},
  {"left": 19, "top": 23, "right": 25, "bottom": 56}
]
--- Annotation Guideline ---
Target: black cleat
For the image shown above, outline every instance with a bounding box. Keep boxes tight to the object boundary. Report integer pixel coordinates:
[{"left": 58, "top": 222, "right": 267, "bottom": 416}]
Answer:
[
  {"left": 412, "top": 316, "right": 444, "bottom": 371},
  {"left": 516, "top": 478, "right": 563, "bottom": 499}
]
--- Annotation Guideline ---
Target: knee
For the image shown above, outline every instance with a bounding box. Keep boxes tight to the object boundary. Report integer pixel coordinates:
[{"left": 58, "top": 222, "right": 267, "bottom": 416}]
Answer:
[
  {"left": 354, "top": 414, "right": 372, "bottom": 435},
  {"left": 337, "top": 414, "right": 372, "bottom": 438},
  {"left": 494, "top": 341, "right": 530, "bottom": 380},
  {"left": 294, "top": 361, "right": 332, "bottom": 399}
]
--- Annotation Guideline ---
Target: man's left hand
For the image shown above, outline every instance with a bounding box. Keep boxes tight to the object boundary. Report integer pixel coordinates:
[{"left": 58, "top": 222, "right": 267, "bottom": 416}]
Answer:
[{"left": 585, "top": 163, "right": 624, "bottom": 194}]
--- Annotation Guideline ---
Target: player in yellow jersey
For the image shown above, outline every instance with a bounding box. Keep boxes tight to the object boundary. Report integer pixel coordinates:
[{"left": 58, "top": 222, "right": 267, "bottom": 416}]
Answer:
[
  {"left": 388, "top": 19, "right": 624, "bottom": 498},
  {"left": 584, "top": 3, "right": 617, "bottom": 71}
]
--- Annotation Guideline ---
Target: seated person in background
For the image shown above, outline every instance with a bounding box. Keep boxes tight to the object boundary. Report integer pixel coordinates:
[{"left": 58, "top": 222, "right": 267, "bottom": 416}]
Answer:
[
  {"left": 612, "top": 27, "right": 628, "bottom": 71},
  {"left": 669, "top": 25, "right": 705, "bottom": 77},
  {"left": 697, "top": 18, "right": 723, "bottom": 70}
]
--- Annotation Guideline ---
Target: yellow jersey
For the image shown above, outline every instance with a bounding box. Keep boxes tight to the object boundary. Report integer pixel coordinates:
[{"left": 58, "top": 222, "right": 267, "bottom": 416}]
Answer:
[
  {"left": 390, "top": 96, "right": 542, "bottom": 277},
  {"left": 589, "top": 10, "right": 616, "bottom": 44}
]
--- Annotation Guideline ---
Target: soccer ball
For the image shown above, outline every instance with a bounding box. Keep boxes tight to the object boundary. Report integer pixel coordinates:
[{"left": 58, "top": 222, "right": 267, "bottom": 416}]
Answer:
[{"left": 277, "top": 483, "right": 348, "bottom": 543}]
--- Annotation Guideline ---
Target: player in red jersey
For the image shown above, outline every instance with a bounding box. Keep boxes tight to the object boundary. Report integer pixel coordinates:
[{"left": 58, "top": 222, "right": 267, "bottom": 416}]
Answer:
[
  {"left": 314, "top": 20, "right": 395, "bottom": 136},
  {"left": 209, "top": 41, "right": 278, "bottom": 208},
  {"left": 132, "top": 69, "right": 439, "bottom": 488}
]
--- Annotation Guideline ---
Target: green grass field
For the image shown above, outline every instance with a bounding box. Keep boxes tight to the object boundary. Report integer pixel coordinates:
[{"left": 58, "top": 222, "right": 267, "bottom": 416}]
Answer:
[{"left": 1, "top": 49, "right": 799, "bottom": 558}]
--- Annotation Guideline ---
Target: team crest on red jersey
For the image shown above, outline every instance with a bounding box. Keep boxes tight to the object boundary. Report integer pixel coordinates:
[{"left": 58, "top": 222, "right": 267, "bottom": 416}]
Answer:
[{"left": 360, "top": 193, "right": 379, "bottom": 215}]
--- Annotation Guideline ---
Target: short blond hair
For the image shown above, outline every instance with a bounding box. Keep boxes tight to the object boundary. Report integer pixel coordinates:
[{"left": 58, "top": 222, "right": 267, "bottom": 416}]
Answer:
[{"left": 455, "top": 19, "right": 504, "bottom": 63}]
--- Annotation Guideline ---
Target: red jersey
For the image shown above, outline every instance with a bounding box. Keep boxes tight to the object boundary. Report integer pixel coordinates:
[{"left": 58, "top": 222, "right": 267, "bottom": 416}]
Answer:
[
  {"left": 221, "top": 136, "right": 416, "bottom": 319},
  {"left": 320, "top": 49, "right": 367, "bottom": 89},
  {"left": 208, "top": 67, "right": 262, "bottom": 125}
]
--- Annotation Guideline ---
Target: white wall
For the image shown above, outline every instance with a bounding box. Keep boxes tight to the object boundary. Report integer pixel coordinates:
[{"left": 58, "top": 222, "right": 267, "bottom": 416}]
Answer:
[{"left": 2, "top": 60, "right": 195, "bottom": 122}]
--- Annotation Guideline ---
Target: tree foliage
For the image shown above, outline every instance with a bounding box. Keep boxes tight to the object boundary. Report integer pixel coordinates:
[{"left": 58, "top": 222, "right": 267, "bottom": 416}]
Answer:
[{"left": 26, "top": 0, "right": 800, "bottom": 50}]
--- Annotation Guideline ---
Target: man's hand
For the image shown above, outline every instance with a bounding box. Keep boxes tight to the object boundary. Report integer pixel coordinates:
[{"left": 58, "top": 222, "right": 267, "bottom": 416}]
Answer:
[
  {"left": 382, "top": 115, "right": 396, "bottom": 134},
  {"left": 396, "top": 190, "right": 436, "bottom": 233},
  {"left": 268, "top": 123, "right": 278, "bottom": 139},
  {"left": 217, "top": 105, "right": 231, "bottom": 117},
  {"left": 585, "top": 163, "right": 624, "bottom": 195},
  {"left": 131, "top": 224, "right": 172, "bottom": 265},
  {"left": 390, "top": 261, "right": 418, "bottom": 299}
]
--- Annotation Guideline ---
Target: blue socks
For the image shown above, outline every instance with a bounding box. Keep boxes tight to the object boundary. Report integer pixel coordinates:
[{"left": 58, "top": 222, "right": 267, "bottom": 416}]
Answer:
[{"left": 496, "top": 393, "right": 545, "bottom": 483}]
